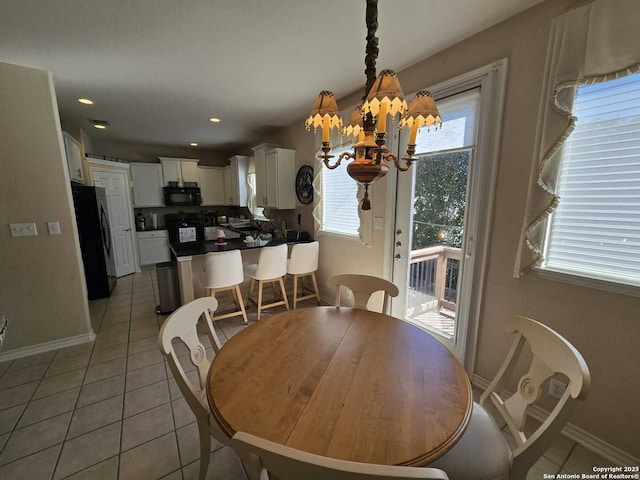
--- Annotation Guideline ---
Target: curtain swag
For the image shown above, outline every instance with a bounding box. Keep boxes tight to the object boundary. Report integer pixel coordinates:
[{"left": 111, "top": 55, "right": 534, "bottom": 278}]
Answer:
[{"left": 514, "top": 0, "right": 640, "bottom": 277}]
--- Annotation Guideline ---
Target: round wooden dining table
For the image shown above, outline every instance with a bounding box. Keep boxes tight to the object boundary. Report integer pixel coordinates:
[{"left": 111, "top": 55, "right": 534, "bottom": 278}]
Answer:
[{"left": 206, "top": 306, "right": 472, "bottom": 467}]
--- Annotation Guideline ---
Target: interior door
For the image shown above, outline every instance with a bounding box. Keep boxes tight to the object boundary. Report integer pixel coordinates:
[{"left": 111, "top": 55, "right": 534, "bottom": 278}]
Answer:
[
  {"left": 91, "top": 169, "right": 136, "bottom": 277},
  {"left": 390, "top": 60, "right": 507, "bottom": 367}
]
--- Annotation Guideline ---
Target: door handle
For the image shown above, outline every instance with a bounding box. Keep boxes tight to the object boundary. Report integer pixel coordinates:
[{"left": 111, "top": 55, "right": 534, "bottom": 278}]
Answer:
[{"left": 124, "top": 228, "right": 131, "bottom": 232}]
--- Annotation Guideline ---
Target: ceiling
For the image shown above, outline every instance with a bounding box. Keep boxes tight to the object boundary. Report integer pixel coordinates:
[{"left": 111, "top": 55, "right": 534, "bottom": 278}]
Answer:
[{"left": 0, "top": 0, "right": 543, "bottom": 151}]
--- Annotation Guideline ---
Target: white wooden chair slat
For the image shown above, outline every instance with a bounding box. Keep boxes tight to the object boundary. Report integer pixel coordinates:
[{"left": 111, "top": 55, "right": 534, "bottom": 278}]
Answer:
[
  {"left": 231, "top": 431, "right": 449, "bottom": 480},
  {"left": 326, "top": 274, "right": 399, "bottom": 314},
  {"left": 430, "top": 315, "right": 591, "bottom": 480},
  {"left": 158, "top": 297, "right": 227, "bottom": 480}
]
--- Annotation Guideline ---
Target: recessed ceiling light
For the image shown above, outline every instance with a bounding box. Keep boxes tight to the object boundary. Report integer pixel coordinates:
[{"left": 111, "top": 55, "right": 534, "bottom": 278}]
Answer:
[
  {"left": 90, "top": 119, "right": 110, "bottom": 130},
  {"left": 209, "top": 118, "right": 221, "bottom": 123},
  {"left": 190, "top": 143, "right": 198, "bottom": 146},
  {"left": 78, "top": 98, "right": 94, "bottom": 105}
]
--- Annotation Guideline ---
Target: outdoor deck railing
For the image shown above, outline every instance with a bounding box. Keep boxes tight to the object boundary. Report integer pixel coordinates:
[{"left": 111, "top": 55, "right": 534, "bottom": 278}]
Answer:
[{"left": 409, "top": 245, "right": 462, "bottom": 312}]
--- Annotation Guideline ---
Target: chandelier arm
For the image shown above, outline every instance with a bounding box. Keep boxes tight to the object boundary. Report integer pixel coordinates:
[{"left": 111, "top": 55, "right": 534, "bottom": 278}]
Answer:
[
  {"left": 322, "top": 151, "right": 355, "bottom": 170},
  {"left": 390, "top": 153, "right": 414, "bottom": 172}
]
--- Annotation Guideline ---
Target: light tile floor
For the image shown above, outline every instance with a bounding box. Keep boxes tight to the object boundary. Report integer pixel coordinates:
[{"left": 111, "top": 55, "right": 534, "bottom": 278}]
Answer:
[{"left": 0, "top": 269, "right": 617, "bottom": 480}]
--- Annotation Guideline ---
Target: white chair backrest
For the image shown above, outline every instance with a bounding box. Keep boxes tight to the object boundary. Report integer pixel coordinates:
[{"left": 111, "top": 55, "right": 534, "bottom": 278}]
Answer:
[
  {"left": 203, "top": 250, "right": 244, "bottom": 288},
  {"left": 158, "top": 297, "right": 223, "bottom": 417},
  {"left": 287, "top": 241, "right": 319, "bottom": 275},
  {"left": 255, "top": 243, "right": 288, "bottom": 280},
  {"left": 479, "top": 315, "right": 591, "bottom": 479},
  {"left": 231, "top": 431, "right": 449, "bottom": 480},
  {"left": 327, "top": 274, "right": 399, "bottom": 314}
]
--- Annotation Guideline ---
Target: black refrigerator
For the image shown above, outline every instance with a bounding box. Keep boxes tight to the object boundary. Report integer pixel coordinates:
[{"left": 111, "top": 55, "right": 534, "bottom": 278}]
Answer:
[{"left": 72, "top": 186, "right": 117, "bottom": 299}]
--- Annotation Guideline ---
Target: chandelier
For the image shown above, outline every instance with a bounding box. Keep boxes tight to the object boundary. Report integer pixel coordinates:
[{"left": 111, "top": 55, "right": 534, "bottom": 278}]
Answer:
[{"left": 306, "top": 0, "right": 442, "bottom": 210}]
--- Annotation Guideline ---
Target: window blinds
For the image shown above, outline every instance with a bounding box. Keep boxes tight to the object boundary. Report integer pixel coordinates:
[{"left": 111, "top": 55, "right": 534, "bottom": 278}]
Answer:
[
  {"left": 545, "top": 73, "right": 640, "bottom": 285},
  {"left": 321, "top": 144, "right": 360, "bottom": 236}
]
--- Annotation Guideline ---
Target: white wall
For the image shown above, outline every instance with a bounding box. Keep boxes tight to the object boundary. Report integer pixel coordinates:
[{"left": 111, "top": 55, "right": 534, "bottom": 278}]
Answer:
[{"left": 0, "top": 61, "right": 92, "bottom": 354}]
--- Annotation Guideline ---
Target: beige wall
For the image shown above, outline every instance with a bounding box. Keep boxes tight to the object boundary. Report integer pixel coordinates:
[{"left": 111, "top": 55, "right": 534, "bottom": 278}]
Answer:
[
  {"left": 268, "top": 0, "right": 640, "bottom": 459},
  {"left": 0, "top": 62, "right": 92, "bottom": 352}
]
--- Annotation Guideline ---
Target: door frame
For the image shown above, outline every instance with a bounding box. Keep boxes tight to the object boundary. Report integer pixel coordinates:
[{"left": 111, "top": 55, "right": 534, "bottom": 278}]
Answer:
[
  {"left": 383, "top": 58, "right": 508, "bottom": 373},
  {"left": 88, "top": 158, "right": 141, "bottom": 274}
]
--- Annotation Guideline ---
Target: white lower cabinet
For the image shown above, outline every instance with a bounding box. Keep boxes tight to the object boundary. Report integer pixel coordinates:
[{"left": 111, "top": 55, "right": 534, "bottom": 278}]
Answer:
[{"left": 137, "top": 230, "right": 170, "bottom": 266}]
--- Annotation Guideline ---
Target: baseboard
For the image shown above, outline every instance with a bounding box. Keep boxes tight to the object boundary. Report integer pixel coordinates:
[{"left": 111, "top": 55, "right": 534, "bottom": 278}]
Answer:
[
  {"left": 0, "top": 330, "right": 96, "bottom": 362},
  {"left": 471, "top": 374, "right": 639, "bottom": 467}
]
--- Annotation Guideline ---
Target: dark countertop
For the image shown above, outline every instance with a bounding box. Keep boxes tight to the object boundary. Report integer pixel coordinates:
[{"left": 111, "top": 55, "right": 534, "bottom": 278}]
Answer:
[
  {"left": 170, "top": 237, "right": 298, "bottom": 257},
  {"left": 136, "top": 227, "right": 167, "bottom": 232}
]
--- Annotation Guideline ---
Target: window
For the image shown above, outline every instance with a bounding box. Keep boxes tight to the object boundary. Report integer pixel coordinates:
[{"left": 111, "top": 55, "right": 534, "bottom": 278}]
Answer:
[
  {"left": 247, "top": 172, "right": 268, "bottom": 220},
  {"left": 543, "top": 73, "right": 640, "bottom": 287},
  {"left": 320, "top": 144, "right": 360, "bottom": 236}
]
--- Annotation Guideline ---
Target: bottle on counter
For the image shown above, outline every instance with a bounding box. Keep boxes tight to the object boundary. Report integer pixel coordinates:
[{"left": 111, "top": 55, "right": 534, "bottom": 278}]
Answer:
[
  {"left": 136, "top": 211, "right": 146, "bottom": 230},
  {"left": 150, "top": 212, "right": 158, "bottom": 229}
]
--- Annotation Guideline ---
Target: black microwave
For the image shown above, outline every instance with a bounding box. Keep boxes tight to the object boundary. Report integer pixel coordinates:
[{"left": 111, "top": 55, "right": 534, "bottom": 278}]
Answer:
[{"left": 163, "top": 186, "right": 202, "bottom": 206}]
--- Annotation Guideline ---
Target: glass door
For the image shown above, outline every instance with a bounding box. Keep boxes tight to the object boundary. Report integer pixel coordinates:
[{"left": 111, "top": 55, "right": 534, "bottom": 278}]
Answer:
[{"left": 392, "top": 88, "right": 480, "bottom": 353}]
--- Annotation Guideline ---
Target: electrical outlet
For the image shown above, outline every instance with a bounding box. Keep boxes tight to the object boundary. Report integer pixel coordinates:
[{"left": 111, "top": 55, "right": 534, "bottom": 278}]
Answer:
[
  {"left": 9, "top": 223, "right": 38, "bottom": 237},
  {"left": 374, "top": 216, "right": 384, "bottom": 230},
  {"left": 549, "top": 378, "right": 567, "bottom": 399}
]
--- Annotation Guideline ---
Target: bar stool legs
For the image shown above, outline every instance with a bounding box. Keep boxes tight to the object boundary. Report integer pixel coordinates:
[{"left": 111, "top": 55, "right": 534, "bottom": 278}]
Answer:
[
  {"left": 248, "top": 276, "right": 289, "bottom": 321},
  {"left": 207, "top": 285, "right": 249, "bottom": 324},
  {"left": 244, "top": 244, "right": 290, "bottom": 321},
  {"left": 291, "top": 272, "right": 321, "bottom": 310}
]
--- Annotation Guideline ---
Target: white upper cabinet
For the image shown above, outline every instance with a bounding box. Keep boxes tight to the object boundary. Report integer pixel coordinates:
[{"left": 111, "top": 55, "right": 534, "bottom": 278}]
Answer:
[
  {"left": 223, "top": 166, "right": 232, "bottom": 205},
  {"left": 159, "top": 157, "right": 200, "bottom": 186},
  {"left": 253, "top": 145, "right": 269, "bottom": 207},
  {"left": 62, "top": 132, "right": 84, "bottom": 184},
  {"left": 199, "top": 166, "right": 225, "bottom": 206},
  {"left": 252, "top": 145, "right": 295, "bottom": 209},
  {"left": 181, "top": 161, "right": 200, "bottom": 184},
  {"left": 130, "top": 163, "right": 164, "bottom": 207},
  {"left": 227, "top": 155, "right": 248, "bottom": 206}
]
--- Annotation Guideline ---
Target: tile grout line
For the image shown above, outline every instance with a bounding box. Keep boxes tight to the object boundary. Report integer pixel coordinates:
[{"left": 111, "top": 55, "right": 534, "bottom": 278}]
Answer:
[
  {"left": 115, "top": 274, "right": 136, "bottom": 480},
  {"left": 49, "top": 280, "right": 128, "bottom": 480},
  {"left": 0, "top": 296, "right": 110, "bottom": 471}
]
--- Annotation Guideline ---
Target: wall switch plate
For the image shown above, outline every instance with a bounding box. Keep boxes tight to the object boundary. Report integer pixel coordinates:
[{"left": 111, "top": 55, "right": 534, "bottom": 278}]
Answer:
[
  {"left": 9, "top": 223, "right": 38, "bottom": 237},
  {"left": 374, "top": 216, "right": 384, "bottom": 230},
  {"left": 549, "top": 378, "right": 567, "bottom": 399},
  {"left": 47, "top": 222, "right": 61, "bottom": 235}
]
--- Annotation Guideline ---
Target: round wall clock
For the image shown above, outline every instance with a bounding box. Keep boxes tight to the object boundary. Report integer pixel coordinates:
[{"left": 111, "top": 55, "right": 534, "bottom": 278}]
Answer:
[{"left": 295, "top": 165, "right": 314, "bottom": 204}]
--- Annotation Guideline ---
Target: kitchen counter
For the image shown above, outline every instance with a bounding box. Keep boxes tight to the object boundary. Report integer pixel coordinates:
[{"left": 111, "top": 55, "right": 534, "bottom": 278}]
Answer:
[
  {"left": 136, "top": 227, "right": 167, "bottom": 232},
  {"left": 170, "top": 238, "right": 306, "bottom": 304},
  {"left": 170, "top": 237, "right": 289, "bottom": 257}
]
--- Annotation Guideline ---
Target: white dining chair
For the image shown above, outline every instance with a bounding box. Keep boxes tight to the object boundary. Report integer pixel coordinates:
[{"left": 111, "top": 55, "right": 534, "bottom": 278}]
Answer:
[
  {"left": 287, "top": 241, "right": 320, "bottom": 309},
  {"left": 231, "top": 431, "right": 449, "bottom": 480},
  {"left": 201, "top": 250, "right": 249, "bottom": 324},
  {"left": 427, "top": 315, "right": 591, "bottom": 480},
  {"left": 158, "top": 297, "right": 227, "bottom": 480},
  {"left": 327, "top": 274, "right": 399, "bottom": 314},
  {"left": 244, "top": 243, "right": 290, "bottom": 320}
]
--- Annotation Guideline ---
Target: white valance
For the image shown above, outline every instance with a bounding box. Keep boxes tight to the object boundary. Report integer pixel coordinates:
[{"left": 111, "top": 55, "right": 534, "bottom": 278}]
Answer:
[{"left": 515, "top": 0, "right": 640, "bottom": 277}]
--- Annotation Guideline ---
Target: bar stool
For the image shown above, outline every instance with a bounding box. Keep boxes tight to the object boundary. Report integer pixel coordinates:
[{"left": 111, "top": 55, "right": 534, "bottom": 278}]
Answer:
[
  {"left": 287, "top": 241, "right": 320, "bottom": 309},
  {"left": 201, "top": 250, "right": 248, "bottom": 324},
  {"left": 244, "top": 244, "right": 289, "bottom": 321}
]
